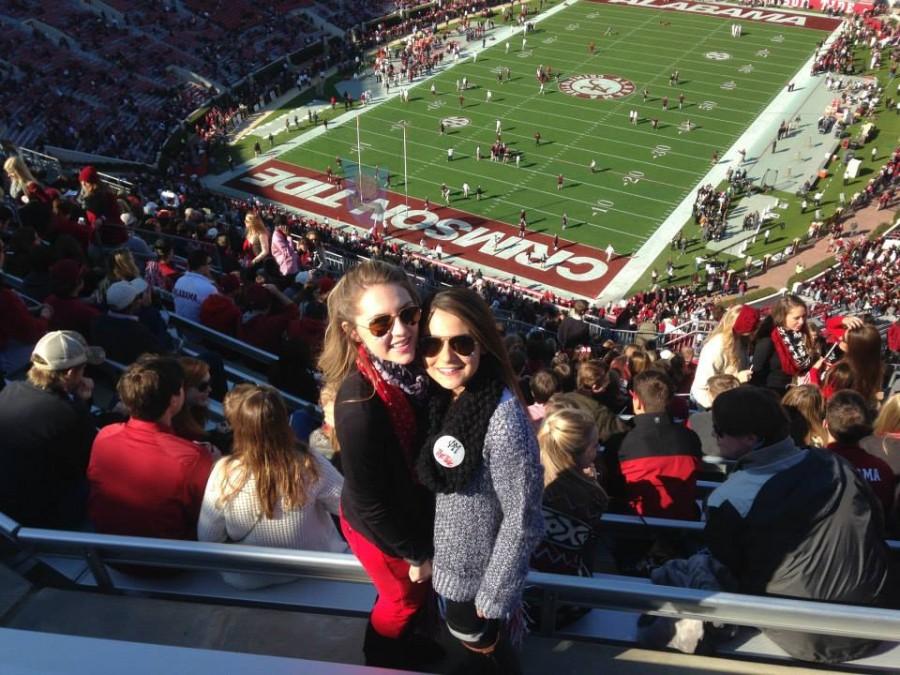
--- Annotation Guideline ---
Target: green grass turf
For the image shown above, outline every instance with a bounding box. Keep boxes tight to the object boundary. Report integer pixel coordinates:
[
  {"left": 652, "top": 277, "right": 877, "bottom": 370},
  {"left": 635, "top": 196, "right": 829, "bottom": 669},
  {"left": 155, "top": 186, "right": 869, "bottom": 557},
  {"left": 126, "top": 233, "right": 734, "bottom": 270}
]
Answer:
[
  {"left": 274, "top": 0, "right": 824, "bottom": 256},
  {"left": 625, "top": 38, "right": 897, "bottom": 295}
]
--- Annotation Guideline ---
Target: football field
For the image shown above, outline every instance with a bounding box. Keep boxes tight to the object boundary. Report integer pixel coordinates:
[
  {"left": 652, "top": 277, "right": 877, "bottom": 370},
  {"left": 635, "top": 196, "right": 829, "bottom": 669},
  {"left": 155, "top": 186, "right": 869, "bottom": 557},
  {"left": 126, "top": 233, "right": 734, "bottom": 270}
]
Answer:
[{"left": 277, "top": 0, "right": 829, "bottom": 256}]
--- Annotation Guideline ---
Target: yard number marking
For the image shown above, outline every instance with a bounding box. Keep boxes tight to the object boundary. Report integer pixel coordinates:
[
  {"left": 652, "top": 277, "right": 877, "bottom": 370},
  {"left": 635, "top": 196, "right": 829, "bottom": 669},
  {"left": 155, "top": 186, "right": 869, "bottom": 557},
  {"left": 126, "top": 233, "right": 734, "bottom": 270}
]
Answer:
[
  {"left": 756, "top": 49, "right": 770, "bottom": 58},
  {"left": 592, "top": 199, "right": 615, "bottom": 215},
  {"left": 738, "top": 64, "right": 753, "bottom": 74},
  {"left": 699, "top": 100, "right": 717, "bottom": 111},
  {"left": 651, "top": 144, "right": 671, "bottom": 159},
  {"left": 427, "top": 99, "right": 446, "bottom": 110},
  {"left": 566, "top": 23, "right": 580, "bottom": 31},
  {"left": 622, "top": 171, "right": 644, "bottom": 186},
  {"left": 720, "top": 81, "right": 736, "bottom": 90}
]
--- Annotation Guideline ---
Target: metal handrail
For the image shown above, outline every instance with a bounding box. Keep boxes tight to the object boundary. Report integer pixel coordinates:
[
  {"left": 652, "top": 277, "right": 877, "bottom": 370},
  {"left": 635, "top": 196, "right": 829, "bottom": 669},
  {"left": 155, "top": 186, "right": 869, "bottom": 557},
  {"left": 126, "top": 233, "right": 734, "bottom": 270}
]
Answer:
[
  {"left": 168, "top": 313, "right": 278, "bottom": 365},
  {"left": 8, "top": 522, "right": 900, "bottom": 643}
]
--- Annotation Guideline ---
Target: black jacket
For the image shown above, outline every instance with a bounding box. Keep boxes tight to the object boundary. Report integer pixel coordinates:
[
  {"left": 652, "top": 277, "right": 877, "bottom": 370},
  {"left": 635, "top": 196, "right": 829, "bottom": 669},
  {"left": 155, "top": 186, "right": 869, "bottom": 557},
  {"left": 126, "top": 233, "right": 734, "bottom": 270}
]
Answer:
[
  {"left": 557, "top": 315, "right": 591, "bottom": 350},
  {"left": 335, "top": 370, "right": 434, "bottom": 563},
  {"left": 750, "top": 336, "right": 792, "bottom": 394},
  {"left": 91, "top": 313, "right": 162, "bottom": 364},
  {"left": 705, "top": 439, "right": 895, "bottom": 663},
  {"left": 0, "top": 381, "right": 96, "bottom": 527}
]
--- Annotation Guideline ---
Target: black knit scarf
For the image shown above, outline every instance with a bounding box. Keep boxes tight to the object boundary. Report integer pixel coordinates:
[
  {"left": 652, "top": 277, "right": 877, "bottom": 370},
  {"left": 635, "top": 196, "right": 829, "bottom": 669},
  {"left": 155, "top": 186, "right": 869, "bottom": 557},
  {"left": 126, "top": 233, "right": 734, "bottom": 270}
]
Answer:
[{"left": 416, "top": 368, "right": 505, "bottom": 494}]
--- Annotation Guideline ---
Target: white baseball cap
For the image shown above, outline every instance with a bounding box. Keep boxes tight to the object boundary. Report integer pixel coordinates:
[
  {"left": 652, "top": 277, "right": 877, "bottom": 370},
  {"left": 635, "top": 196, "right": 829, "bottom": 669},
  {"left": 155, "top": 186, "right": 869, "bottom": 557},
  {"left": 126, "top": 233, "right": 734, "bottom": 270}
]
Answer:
[
  {"left": 31, "top": 330, "right": 105, "bottom": 370},
  {"left": 107, "top": 278, "right": 149, "bottom": 311}
]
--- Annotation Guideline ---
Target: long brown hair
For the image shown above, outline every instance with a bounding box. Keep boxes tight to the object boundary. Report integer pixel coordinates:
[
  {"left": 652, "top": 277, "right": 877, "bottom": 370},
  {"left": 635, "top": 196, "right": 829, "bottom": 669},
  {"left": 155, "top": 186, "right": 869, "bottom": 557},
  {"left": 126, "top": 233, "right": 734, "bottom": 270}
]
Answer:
[
  {"left": 317, "top": 260, "right": 419, "bottom": 390},
  {"left": 171, "top": 357, "right": 209, "bottom": 441},
  {"left": 842, "top": 324, "right": 884, "bottom": 404},
  {"left": 219, "top": 384, "right": 319, "bottom": 518},
  {"left": 423, "top": 287, "right": 524, "bottom": 402},
  {"left": 781, "top": 385, "right": 827, "bottom": 447},
  {"left": 756, "top": 294, "right": 814, "bottom": 354}
]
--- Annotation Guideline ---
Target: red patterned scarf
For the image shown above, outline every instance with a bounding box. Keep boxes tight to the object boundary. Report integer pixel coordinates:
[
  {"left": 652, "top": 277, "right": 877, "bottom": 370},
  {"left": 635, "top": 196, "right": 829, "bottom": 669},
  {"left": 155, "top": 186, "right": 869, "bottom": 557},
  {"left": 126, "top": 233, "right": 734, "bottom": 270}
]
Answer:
[
  {"left": 355, "top": 343, "right": 418, "bottom": 472},
  {"left": 771, "top": 327, "right": 812, "bottom": 377}
]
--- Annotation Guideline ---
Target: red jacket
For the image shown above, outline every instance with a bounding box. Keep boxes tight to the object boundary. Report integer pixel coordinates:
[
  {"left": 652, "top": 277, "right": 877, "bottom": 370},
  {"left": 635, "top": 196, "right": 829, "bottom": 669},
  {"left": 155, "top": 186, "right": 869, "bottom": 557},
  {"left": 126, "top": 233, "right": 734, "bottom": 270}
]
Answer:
[
  {"left": 239, "top": 304, "right": 299, "bottom": 354},
  {"left": 610, "top": 413, "right": 702, "bottom": 520},
  {"left": 87, "top": 419, "right": 213, "bottom": 540},
  {"left": 199, "top": 293, "right": 241, "bottom": 337},
  {"left": 46, "top": 294, "right": 102, "bottom": 338},
  {"left": 828, "top": 442, "right": 895, "bottom": 519},
  {"left": 0, "top": 288, "right": 47, "bottom": 350}
]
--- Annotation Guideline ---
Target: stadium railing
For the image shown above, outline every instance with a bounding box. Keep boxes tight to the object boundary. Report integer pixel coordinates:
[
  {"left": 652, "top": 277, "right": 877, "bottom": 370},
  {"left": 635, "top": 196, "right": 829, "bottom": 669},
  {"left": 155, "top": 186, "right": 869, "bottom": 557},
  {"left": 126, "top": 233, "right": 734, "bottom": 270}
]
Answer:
[{"left": 1, "top": 515, "right": 898, "bottom": 665}]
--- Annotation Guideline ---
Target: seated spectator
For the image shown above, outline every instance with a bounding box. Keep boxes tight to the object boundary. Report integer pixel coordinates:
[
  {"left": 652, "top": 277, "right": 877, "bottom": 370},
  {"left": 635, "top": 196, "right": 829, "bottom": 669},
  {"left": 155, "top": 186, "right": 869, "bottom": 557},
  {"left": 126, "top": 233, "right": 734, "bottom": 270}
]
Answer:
[
  {"left": 0, "top": 239, "right": 51, "bottom": 373},
  {"left": 171, "top": 357, "right": 224, "bottom": 452},
  {"left": 0, "top": 331, "right": 102, "bottom": 528},
  {"left": 197, "top": 384, "right": 345, "bottom": 589},
  {"left": 822, "top": 322, "right": 885, "bottom": 406},
  {"left": 782, "top": 385, "right": 827, "bottom": 448},
  {"left": 309, "top": 382, "right": 340, "bottom": 468},
  {"left": 690, "top": 305, "right": 757, "bottom": 409},
  {"left": 559, "top": 360, "right": 628, "bottom": 442},
  {"left": 239, "top": 283, "right": 299, "bottom": 354},
  {"left": 199, "top": 273, "right": 242, "bottom": 336},
  {"left": 557, "top": 299, "right": 591, "bottom": 351},
  {"left": 120, "top": 213, "right": 153, "bottom": 264},
  {"left": 173, "top": 249, "right": 218, "bottom": 322},
  {"left": 528, "top": 369, "right": 560, "bottom": 429},
  {"left": 688, "top": 373, "right": 739, "bottom": 457},
  {"left": 533, "top": 407, "right": 608, "bottom": 577},
  {"left": 706, "top": 386, "right": 895, "bottom": 663},
  {"left": 825, "top": 390, "right": 894, "bottom": 521},
  {"left": 45, "top": 259, "right": 101, "bottom": 337},
  {"left": 285, "top": 295, "right": 327, "bottom": 357},
  {"left": 87, "top": 355, "right": 214, "bottom": 539},
  {"left": 861, "top": 393, "right": 900, "bottom": 523},
  {"left": 145, "top": 239, "right": 180, "bottom": 291},
  {"left": 606, "top": 370, "right": 701, "bottom": 520},
  {"left": 530, "top": 407, "right": 609, "bottom": 628},
  {"left": 91, "top": 279, "right": 163, "bottom": 363},
  {"left": 5, "top": 225, "right": 40, "bottom": 278},
  {"left": 93, "top": 248, "right": 142, "bottom": 305},
  {"left": 22, "top": 245, "right": 53, "bottom": 301}
]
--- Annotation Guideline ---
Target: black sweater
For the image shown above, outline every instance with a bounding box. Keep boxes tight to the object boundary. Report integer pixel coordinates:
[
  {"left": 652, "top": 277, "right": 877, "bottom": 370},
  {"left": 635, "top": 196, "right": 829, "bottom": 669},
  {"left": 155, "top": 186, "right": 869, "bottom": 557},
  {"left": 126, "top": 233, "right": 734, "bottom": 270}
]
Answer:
[
  {"left": 335, "top": 370, "right": 434, "bottom": 564},
  {"left": 750, "top": 336, "right": 793, "bottom": 394}
]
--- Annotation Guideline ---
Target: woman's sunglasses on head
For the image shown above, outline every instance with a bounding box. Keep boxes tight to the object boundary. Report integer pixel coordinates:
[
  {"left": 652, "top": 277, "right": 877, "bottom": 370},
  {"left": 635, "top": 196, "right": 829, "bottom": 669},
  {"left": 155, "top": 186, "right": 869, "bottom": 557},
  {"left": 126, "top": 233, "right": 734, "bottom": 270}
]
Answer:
[
  {"left": 421, "top": 334, "right": 477, "bottom": 358},
  {"left": 360, "top": 305, "right": 422, "bottom": 338}
]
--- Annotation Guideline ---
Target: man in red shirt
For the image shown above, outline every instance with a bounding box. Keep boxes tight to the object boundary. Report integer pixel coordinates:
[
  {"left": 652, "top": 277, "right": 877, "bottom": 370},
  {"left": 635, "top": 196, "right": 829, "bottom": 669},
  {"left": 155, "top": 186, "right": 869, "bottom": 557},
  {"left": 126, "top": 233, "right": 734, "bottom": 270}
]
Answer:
[
  {"left": 826, "top": 390, "right": 895, "bottom": 523},
  {"left": 238, "top": 283, "right": 298, "bottom": 354},
  {"left": 45, "top": 259, "right": 101, "bottom": 337},
  {"left": 87, "top": 355, "right": 213, "bottom": 540}
]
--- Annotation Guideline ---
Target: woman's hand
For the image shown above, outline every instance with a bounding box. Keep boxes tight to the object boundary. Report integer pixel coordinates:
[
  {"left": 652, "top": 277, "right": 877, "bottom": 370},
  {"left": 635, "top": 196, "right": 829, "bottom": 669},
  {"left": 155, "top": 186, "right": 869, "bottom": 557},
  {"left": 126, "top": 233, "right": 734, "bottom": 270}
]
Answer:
[
  {"left": 736, "top": 368, "right": 752, "bottom": 383},
  {"left": 408, "top": 559, "right": 432, "bottom": 584},
  {"left": 842, "top": 316, "right": 864, "bottom": 330}
]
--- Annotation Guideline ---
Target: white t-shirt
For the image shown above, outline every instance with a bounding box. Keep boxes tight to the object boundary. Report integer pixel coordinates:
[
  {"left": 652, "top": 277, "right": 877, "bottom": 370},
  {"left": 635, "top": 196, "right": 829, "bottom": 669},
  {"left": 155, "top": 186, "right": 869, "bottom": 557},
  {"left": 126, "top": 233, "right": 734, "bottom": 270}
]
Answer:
[{"left": 173, "top": 271, "right": 217, "bottom": 322}]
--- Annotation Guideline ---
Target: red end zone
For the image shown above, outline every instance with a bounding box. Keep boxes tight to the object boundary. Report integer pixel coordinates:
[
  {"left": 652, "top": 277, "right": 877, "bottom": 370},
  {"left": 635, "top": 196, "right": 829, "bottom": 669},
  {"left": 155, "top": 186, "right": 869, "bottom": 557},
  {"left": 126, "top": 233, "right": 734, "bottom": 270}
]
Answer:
[
  {"left": 589, "top": 0, "right": 843, "bottom": 31},
  {"left": 224, "top": 160, "right": 627, "bottom": 298}
]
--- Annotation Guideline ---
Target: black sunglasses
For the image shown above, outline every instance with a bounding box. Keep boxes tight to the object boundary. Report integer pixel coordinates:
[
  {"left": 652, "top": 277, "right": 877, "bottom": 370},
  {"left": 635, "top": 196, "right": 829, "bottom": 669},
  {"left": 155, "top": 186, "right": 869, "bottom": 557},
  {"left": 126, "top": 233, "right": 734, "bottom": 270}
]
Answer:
[
  {"left": 196, "top": 380, "right": 211, "bottom": 393},
  {"left": 421, "top": 334, "right": 477, "bottom": 358},
  {"left": 359, "top": 305, "right": 421, "bottom": 338}
]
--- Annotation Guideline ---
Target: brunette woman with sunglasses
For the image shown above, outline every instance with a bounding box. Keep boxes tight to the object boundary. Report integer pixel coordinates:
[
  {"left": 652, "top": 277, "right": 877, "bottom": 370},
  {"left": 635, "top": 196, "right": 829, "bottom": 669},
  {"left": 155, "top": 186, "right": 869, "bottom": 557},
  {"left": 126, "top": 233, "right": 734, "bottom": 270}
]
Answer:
[
  {"left": 171, "top": 357, "right": 228, "bottom": 455},
  {"left": 417, "top": 288, "right": 544, "bottom": 673},
  {"left": 318, "top": 260, "right": 440, "bottom": 670}
]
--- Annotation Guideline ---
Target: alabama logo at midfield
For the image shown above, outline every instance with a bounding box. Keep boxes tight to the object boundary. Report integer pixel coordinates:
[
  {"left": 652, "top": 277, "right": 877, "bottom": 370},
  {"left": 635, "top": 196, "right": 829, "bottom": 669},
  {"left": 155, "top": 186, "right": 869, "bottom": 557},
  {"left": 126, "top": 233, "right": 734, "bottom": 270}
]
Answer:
[{"left": 559, "top": 74, "right": 635, "bottom": 100}]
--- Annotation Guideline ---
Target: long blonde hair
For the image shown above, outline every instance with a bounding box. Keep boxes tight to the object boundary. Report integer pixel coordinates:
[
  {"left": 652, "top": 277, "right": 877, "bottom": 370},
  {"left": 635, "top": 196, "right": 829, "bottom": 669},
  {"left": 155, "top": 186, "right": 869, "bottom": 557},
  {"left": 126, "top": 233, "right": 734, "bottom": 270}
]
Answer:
[
  {"left": 108, "top": 248, "right": 140, "bottom": 282},
  {"left": 538, "top": 407, "right": 600, "bottom": 488},
  {"left": 782, "top": 385, "right": 827, "bottom": 447},
  {"left": 4, "top": 155, "right": 37, "bottom": 188},
  {"left": 244, "top": 212, "right": 268, "bottom": 239},
  {"left": 703, "top": 305, "right": 749, "bottom": 373},
  {"left": 219, "top": 384, "right": 319, "bottom": 518},
  {"left": 874, "top": 393, "right": 900, "bottom": 435},
  {"left": 317, "top": 260, "right": 419, "bottom": 389}
]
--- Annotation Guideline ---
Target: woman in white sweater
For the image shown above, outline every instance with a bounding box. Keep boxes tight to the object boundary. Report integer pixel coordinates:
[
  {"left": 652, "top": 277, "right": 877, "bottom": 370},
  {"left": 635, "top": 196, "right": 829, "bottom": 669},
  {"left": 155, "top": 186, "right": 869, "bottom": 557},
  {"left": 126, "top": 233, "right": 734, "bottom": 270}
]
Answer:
[
  {"left": 198, "top": 384, "right": 347, "bottom": 589},
  {"left": 690, "top": 305, "right": 759, "bottom": 409}
]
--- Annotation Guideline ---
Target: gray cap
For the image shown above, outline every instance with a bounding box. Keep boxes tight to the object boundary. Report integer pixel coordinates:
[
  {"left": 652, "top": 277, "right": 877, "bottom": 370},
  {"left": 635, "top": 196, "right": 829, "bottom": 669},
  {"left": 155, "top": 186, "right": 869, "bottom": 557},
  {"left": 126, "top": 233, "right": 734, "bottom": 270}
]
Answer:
[
  {"left": 31, "top": 330, "right": 105, "bottom": 370},
  {"left": 107, "top": 278, "right": 149, "bottom": 311}
]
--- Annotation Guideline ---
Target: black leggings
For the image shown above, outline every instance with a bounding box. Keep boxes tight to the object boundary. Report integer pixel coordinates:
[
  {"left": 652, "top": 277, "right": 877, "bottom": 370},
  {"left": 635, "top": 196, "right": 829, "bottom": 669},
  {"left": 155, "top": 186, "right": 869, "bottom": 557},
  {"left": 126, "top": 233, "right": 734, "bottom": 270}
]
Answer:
[{"left": 445, "top": 599, "right": 500, "bottom": 650}]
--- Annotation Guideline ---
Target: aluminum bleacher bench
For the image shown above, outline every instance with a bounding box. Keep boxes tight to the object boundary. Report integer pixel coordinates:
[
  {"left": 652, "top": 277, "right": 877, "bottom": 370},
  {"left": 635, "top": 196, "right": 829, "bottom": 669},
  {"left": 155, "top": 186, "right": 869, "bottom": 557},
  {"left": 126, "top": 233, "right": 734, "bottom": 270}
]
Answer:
[{"left": 2, "top": 515, "right": 898, "bottom": 672}]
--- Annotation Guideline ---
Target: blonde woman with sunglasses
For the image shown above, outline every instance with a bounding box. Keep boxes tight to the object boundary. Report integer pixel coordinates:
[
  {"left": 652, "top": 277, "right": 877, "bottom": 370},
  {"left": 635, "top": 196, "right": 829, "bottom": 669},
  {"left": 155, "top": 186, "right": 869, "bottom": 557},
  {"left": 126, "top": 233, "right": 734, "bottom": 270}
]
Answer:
[
  {"left": 416, "top": 288, "right": 543, "bottom": 673},
  {"left": 318, "top": 260, "right": 440, "bottom": 670}
]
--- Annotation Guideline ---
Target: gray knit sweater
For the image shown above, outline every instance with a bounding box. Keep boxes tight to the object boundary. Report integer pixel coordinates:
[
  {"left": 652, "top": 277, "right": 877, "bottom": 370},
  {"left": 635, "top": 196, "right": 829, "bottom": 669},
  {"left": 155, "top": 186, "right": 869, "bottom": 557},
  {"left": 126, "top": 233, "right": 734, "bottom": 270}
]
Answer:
[{"left": 432, "top": 389, "right": 544, "bottom": 619}]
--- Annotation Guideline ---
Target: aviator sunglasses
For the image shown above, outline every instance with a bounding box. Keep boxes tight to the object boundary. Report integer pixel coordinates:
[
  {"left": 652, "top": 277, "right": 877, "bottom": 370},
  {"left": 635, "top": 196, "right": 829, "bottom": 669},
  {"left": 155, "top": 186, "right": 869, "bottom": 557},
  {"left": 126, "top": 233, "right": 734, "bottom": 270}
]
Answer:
[
  {"left": 359, "top": 305, "right": 422, "bottom": 338},
  {"left": 420, "top": 334, "right": 478, "bottom": 358}
]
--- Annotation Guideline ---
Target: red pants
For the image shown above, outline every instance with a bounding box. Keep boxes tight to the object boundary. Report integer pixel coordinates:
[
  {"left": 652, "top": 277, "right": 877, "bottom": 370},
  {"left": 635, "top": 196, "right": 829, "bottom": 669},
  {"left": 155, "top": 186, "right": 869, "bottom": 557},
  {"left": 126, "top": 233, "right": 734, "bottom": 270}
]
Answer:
[{"left": 340, "top": 514, "right": 428, "bottom": 639}]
